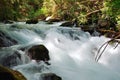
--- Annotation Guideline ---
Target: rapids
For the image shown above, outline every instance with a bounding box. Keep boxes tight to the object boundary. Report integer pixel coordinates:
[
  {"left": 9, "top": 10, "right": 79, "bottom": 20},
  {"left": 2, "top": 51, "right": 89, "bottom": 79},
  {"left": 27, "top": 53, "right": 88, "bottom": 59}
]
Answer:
[{"left": 0, "top": 21, "right": 120, "bottom": 80}]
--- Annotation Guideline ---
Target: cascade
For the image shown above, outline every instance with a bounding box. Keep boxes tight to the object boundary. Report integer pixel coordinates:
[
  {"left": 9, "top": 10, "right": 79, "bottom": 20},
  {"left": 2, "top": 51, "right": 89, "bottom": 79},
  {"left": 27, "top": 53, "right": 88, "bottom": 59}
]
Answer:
[{"left": 0, "top": 22, "right": 120, "bottom": 80}]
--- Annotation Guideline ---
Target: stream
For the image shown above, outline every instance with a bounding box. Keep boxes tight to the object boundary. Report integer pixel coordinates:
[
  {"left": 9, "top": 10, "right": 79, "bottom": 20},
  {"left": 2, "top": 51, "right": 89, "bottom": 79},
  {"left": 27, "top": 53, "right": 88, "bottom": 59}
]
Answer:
[{"left": 0, "top": 21, "right": 120, "bottom": 80}]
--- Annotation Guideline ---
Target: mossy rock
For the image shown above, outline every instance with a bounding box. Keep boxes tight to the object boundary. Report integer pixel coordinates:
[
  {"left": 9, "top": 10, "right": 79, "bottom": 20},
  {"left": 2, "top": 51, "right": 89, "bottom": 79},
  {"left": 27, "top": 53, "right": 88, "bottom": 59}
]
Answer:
[{"left": 0, "top": 65, "right": 26, "bottom": 80}]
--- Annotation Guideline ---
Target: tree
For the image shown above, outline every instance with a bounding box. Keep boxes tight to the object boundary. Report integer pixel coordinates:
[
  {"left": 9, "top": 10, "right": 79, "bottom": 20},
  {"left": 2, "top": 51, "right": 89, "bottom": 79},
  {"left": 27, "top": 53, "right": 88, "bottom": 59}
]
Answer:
[
  {"left": 0, "top": 0, "right": 27, "bottom": 21},
  {"left": 102, "top": 0, "right": 120, "bottom": 22}
]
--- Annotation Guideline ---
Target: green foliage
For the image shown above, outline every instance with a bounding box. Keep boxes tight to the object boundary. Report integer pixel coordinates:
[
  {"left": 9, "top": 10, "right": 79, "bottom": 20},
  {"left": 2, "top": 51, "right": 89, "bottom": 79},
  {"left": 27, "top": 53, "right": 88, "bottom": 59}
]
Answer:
[
  {"left": 34, "top": 7, "right": 48, "bottom": 17},
  {"left": 0, "top": 0, "right": 120, "bottom": 24},
  {"left": 0, "top": 0, "right": 26, "bottom": 21},
  {"left": 0, "top": 0, "right": 44, "bottom": 21},
  {"left": 25, "top": 0, "right": 44, "bottom": 19},
  {"left": 103, "top": 0, "right": 120, "bottom": 18}
]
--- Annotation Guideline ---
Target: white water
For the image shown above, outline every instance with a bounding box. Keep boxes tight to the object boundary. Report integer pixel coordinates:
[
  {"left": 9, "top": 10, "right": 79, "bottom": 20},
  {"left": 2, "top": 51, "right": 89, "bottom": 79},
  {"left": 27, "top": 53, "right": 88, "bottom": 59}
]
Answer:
[{"left": 0, "top": 22, "right": 120, "bottom": 80}]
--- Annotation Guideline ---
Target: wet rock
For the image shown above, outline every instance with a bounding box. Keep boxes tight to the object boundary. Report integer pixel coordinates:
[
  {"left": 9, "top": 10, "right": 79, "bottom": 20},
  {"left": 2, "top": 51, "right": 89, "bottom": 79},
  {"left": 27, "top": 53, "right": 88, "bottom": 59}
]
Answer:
[
  {"left": 45, "top": 18, "right": 60, "bottom": 25},
  {"left": 26, "top": 19, "right": 38, "bottom": 24},
  {"left": 0, "top": 31, "right": 18, "bottom": 47},
  {"left": 41, "top": 73, "right": 62, "bottom": 80},
  {"left": 19, "top": 47, "right": 27, "bottom": 51},
  {"left": 0, "top": 50, "right": 22, "bottom": 68},
  {"left": 3, "top": 20, "right": 14, "bottom": 24},
  {"left": 0, "top": 65, "right": 26, "bottom": 80},
  {"left": 45, "top": 16, "right": 61, "bottom": 22},
  {"left": 19, "top": 45, "right": 30, "bottom": 51},
  {"left": 46, "top": 18, "right": 61, "bottom": 22},
  {"left": 60, "top": 21, "right": 74, "bottom": 27},
  {"left": 80, "top": 23, "right": 98, "bottom": 35},
  {"left": 27, "top": 45, "right": 50, "bottom": 61},
  {"left": 60, "top": 18, "right": 79, "bottom": 27}
]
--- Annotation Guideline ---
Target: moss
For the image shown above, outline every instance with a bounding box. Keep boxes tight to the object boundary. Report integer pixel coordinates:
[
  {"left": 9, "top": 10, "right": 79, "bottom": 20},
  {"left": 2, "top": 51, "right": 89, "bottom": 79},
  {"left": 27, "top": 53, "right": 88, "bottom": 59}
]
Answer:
[{"left": 0, "top": 65, "right": 26, "bottom": 80}]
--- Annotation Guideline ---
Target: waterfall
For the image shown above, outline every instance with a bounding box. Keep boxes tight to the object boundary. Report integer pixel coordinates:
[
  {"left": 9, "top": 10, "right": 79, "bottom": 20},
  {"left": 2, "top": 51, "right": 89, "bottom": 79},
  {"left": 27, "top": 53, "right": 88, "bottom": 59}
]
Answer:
[{"left": 0, "top": 21, "right": 120, "bottom": 80}]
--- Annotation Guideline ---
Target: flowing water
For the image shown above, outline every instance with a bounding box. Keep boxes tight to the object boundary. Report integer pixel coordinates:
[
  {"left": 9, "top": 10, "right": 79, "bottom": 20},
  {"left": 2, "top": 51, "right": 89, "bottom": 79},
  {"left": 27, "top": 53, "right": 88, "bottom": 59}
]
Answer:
[{"left": 0, "top": 22, "right": 120, "bottom": 80}]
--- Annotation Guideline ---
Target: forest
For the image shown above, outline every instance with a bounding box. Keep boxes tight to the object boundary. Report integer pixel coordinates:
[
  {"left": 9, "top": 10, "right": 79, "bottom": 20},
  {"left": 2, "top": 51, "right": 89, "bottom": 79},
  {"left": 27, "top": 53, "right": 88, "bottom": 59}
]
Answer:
[{"left": 0, "top": 0, "right": 120, "bottom": 23}]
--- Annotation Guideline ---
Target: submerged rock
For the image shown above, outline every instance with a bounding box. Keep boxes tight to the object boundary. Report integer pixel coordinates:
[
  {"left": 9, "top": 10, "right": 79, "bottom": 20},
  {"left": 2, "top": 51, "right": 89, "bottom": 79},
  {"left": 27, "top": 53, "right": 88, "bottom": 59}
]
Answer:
[
  {"left": 27, "top": 45, "right": 50, "bottom": 61},
  {"left": 0, "top": 31, "right": 18, "bottom": 47},
  {"left": 26, "top": 19, "right": 38, "bottom": 24},
  {"left": 0, "top": 65, "right": 26, "bottom": 80},
  {"left": 0, "top": 50, "right": 22, "bottom": 68},
  {"left": 41, "top": 73, "right": 62, "bottom": 80}
]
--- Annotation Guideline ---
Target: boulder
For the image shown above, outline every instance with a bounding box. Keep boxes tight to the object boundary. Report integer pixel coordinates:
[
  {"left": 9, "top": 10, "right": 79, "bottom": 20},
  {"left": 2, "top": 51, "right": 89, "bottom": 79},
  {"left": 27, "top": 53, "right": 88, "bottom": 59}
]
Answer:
[
  {"left": 0, "top": 65, "right": 26, "bottom": 80},
  {"left": 26, "top": 19, "right": 38, "bottom": 24},
  {"left": 0, "top": 31, "right": 18, "bottom": 47},
  {"left": 41, "top": 73, "right": 62, "bottom": 80},
  {"left": 27, "top": 45, "right": 50, "bottom": 61}
]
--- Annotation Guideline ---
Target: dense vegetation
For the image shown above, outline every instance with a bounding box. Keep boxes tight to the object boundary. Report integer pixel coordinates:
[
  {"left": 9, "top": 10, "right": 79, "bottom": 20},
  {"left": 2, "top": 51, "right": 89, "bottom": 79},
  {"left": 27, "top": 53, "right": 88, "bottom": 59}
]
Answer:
[{"left": 0, "top": 0, "right": 120, "bottom": 25}]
